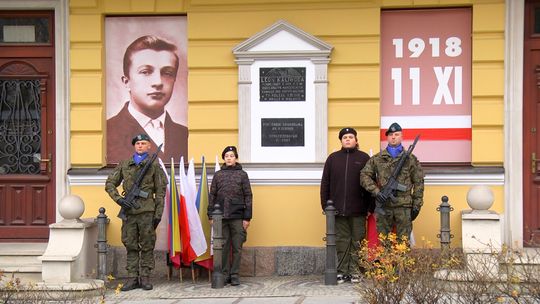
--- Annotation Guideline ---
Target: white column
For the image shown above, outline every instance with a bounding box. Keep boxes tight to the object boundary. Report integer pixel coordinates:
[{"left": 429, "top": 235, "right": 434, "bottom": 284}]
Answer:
[
  {"left": 504, "top": 0, "right": 524, "bottom": 248},
  {"left": 312, "top": 57, "right": 330, "bottom": 162},
  {"left": 237, "top": 59, "right": 254, "bottom": 162}
]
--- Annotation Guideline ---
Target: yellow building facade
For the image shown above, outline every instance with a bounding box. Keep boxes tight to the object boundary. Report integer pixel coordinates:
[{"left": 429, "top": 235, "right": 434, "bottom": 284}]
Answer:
[{"left": 67, "top": 0, "right": 506, "bottom": 254}]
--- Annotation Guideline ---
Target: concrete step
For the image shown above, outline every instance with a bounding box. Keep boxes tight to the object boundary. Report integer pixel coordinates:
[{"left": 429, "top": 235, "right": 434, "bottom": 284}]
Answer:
[
  {"left": 1, "top": 271, "right": 42, "bottom": 283},
  {"left": 0, "top": 243, "right": 47, "bottom": 283},
  {"left": 499, "top": 248, "right": 540, "bottom": 265},
  {"left": 498, "top": 248, "right": 540, "bottom": 282},
  {"left": 0, "top": 254, "right": 43, "bottom": 266},
  {"left": 0, "top": 242, "right": 48, "bottom": 256},
  {"left": 0, "top": 262, "right": 42, "bottom": 273}
]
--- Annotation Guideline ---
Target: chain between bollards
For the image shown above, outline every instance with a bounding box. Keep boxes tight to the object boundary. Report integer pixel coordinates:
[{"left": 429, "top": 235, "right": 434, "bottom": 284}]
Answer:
[
  {"left": 324, "top": 200, "right": 338, "bottom": 285},
  {"left": 437, "top": 196, "right": 453, "bottom": 250},
  {"left": 95, "top": 207, "right": 110, "bottom": 281},
  {"left": 211, "top": 202, "right": 225, "bottom": 289}
]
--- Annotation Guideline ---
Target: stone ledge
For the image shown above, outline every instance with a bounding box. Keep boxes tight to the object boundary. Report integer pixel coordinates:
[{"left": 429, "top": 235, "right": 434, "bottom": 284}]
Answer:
[{"left": 107, "top": 246, "right": 324, "bottom": 278}]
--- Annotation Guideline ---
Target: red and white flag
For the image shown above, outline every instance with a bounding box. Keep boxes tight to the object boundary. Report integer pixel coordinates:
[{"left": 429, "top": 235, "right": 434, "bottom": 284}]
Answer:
[
  {"left": 183, "top": 158, "right": 207, "bottom": 257},
  {"left": 177, "top": 156, "right": 198, "bottom": 265}
]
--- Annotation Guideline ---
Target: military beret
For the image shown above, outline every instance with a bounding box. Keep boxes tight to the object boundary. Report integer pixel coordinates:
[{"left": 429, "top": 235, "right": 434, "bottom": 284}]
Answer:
[
  {"left": 385, "top": 122, "right": 403, "bottom": 136},
  {"left": 338, "top": 127, "right": 357, "bottom": 140},
  {"left": 222, "top": 145, "right": 238, "bottom": 159},
  {"left": 132, "top": 133, "right": 151, "bottom": 145}
]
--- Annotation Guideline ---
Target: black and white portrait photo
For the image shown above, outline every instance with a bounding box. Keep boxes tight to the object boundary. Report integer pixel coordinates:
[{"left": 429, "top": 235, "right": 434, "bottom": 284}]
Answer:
[{"left": 105, "top": 16, "right": 188, "bottom": 164}]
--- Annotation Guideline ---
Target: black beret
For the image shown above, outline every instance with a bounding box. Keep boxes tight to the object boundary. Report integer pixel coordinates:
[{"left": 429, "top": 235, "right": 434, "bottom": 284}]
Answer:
[
  {"left": 338, "top": 127, "right": 357, "bottom": 140},
  {"left": 132, "top": 133, "right": 151, "bottom": 145},
  {"left": 222, "top": 146, "right": 238, "bottom": 159},
  {"left": 385, "top": 122, "right": 403, "bottom": 136}
]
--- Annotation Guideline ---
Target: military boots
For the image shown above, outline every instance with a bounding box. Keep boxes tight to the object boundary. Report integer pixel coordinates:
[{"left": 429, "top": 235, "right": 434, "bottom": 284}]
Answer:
[
  {"left": 230, "top": 276, "right": 240, "bottom": 286},
  {"left": 140, "top": 276, "right": 153, "bottom": 290},
  {"left": 120, "top": 277, "right": 140, "bottom": 291}
]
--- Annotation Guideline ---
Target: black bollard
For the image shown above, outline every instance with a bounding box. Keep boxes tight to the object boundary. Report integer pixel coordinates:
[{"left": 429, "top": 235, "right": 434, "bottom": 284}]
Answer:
[
  {"left": 437, "top": 196, "right": 453, "bottom": 250},
  {"left": 324, "top": 200, "right": 338, "bottom": 285},
  {"left": 94, "top": 207, "right": 110, "bottom": 281},
  {"left": 211, "top": 202, "right": 225, "bottom": 288}
]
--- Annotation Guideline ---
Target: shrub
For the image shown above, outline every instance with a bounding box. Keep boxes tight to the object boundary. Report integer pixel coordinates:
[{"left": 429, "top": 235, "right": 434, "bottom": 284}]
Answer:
[{"left": 355, "top": 233, "right": 540, "bottom": 304}]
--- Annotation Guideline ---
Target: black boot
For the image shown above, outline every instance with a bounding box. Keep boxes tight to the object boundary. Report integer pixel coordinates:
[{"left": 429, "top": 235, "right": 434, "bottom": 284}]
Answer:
[
  {"left": 230, "top": 276, "right": 240, "bottom": 286},
  {"left": 120, "top": 277, "right": 140, "bottom": 291},
  {"left": 140, "top": 276, "right": 153, "bottom": 290}
]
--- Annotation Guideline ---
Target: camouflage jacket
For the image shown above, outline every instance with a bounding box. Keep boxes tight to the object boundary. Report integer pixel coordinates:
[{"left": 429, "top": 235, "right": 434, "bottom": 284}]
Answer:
[
  {"left": 105, "top": 157, "right": 167, "bottom": 220},
  {"left": 208, "top": 163, "right": 253, "bottom": 220},
  {"left": 360, "top": 148, "right": 424, "bottom": 209}
]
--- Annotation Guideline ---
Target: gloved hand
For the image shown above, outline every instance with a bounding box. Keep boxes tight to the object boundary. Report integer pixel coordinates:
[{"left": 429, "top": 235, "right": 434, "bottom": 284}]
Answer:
[
  {"left": 117, "top": 198, "right": 136, "bottom": 209},
  {"left": 411, "top": 206, "right": 421, "bottom": 221},
  {"left": 375, "top": 191, "right": 388, "bottom": 204},
  {"left": 153, "top": 219, "right": 161, "bottom": 230}
]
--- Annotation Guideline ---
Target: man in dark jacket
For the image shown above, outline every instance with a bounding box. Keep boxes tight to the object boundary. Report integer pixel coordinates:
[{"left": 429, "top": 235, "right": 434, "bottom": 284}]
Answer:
[{"left": 320, "top": 128, "right": 372, "bottom": 283}]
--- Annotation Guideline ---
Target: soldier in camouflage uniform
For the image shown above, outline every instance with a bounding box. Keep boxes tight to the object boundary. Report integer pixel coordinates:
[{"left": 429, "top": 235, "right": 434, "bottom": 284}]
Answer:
[
  {"left": 360, "top": 123, "right": 424, "bottom": 241},
  {"left": 105, "top": 134, "right": 167, "bottom": 291},
  {"left": 207, "top": 146, "right": 253, "bottom": 286}
]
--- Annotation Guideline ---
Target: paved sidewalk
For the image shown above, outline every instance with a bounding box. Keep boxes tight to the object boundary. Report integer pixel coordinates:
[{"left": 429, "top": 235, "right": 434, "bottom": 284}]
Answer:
[{"left": 103, "top": 275, "right": 362, "bottom": 304}]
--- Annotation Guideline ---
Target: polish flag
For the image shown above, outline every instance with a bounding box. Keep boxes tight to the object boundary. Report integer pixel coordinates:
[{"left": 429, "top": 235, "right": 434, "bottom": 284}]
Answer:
[
  {"left": 177, "top": 157, "right": 198, "bottom": 265},
  {"left": 184, "top": 158, "right": 207, "bottom": 257}
]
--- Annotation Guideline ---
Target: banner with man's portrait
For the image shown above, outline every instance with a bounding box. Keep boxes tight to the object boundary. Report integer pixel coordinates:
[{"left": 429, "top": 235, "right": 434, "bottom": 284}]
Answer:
[{"left": 105, "top": 16, "right": 188, "bottom": 164}]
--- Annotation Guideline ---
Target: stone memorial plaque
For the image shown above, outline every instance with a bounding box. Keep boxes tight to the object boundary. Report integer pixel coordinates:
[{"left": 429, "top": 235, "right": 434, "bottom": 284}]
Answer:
[
  {"left": 259, "top": 67, "right": 306, "bottom": 102},
  {"left": 261, "top": 118, "right": 304, "bottom": 147}
]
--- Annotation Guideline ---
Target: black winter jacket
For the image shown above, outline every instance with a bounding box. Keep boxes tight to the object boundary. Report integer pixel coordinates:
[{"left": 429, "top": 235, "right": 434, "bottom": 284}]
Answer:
[
  {"left": 208, "top": 163, "right": 253, "bottom": 220},
  {"left": 320, "top": 148, "right": 374, "bottom": 216}
]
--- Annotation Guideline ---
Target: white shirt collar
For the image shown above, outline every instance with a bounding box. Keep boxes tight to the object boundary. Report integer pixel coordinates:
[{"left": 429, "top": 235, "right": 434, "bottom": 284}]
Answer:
[{"left": 127, "top": 102, "right": 166, "bottom": 129}]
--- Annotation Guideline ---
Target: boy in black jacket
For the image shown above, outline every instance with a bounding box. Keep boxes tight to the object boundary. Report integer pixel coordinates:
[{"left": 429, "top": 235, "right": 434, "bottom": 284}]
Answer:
[{"left": 320, "top": 128, "right": 373, "bottom": 283}]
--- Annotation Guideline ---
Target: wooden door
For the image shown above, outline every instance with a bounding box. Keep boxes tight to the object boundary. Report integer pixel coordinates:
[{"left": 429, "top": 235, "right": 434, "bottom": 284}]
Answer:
[
  {"left": 0, "top": 11, "right": 55, "bottom": 241},
  {"left": 524, "top": 1, "right": 540, "bottom": 246}
]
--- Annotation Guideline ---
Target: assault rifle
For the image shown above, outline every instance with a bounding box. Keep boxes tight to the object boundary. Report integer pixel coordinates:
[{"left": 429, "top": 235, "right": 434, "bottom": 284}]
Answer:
[
  {"left": 374, "top": 135, "right": 420, "bottom": 215},
  {"left": 117, "top": 144, "right": 163, "bottom": 220}
]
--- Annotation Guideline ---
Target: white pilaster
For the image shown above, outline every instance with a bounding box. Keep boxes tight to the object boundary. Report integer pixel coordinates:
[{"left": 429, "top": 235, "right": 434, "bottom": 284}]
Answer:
[
  {"left": 504, "top": 0, "right": 524, "bottom": 248},
  {"left": 237, "top": 59, "right": 254, "bottom": 162}
]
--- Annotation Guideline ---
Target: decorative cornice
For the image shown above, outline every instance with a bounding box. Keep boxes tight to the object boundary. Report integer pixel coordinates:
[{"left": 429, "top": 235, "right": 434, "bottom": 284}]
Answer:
[
  {"left": 232, "top": 20, "right": 333, "bottom": 58},
  {"left": 68, "top": 165, "right": 505, "bottom": 186}
]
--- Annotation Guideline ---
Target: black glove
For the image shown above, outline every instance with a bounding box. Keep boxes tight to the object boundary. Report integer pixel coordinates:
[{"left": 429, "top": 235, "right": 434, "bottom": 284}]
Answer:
[
  {"left": 116, "top": 198, "right": 127, "bottom": 208},
  {"left": 117, "top": 198, "right": 136, "bottom": 209},
  {"left": 375, "top": 191, "right": 388, "bottom": 204},
  {"left": 153, "top": 219, "right": 161, "bottom": 230},
  {"left": 411, "top": 207, "right": 421, "bottom": 221}
]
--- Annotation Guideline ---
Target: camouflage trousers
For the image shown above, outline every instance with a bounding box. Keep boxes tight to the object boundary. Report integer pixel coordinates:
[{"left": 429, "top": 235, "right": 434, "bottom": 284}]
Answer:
[
  {"left": 121, "top": 212, "right": 156, "bottom": 277},
  {"left": 335, "top": 215, "right": 366, "bottom": 276},
  {"left": 222, "top": 219, "right": 246, "bottom": 279},
  {"left": 376, "top": 207, "right": 412, "bottom": 241}
]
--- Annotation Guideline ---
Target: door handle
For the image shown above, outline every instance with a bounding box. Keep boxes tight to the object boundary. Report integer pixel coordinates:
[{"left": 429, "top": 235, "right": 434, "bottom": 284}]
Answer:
[
  {"left": 533, "top": 152, "right": 539, "bottom": 174},
  {"left": 40, "top": 153, "right": 52, "bottom": 173}
]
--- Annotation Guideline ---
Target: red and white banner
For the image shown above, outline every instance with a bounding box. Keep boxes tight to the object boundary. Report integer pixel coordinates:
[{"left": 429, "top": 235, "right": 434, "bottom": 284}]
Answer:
[{"left": 381, "top": 8, "right": 471, "bottom": 162}]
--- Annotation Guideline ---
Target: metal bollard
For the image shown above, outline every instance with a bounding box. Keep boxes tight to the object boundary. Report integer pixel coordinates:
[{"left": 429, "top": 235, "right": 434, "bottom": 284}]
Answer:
[
  {"left": 95, "top": 207, "right": 110, "bottom": 281},
  {"left": 211, "top": 202, "right": 225, "bottom": 288},
  {"left": 324, "top": 200, "right": 338, "bottom": 285},
  {"left": 437, "top": 196, "right": 454, "bottom": 250}
]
